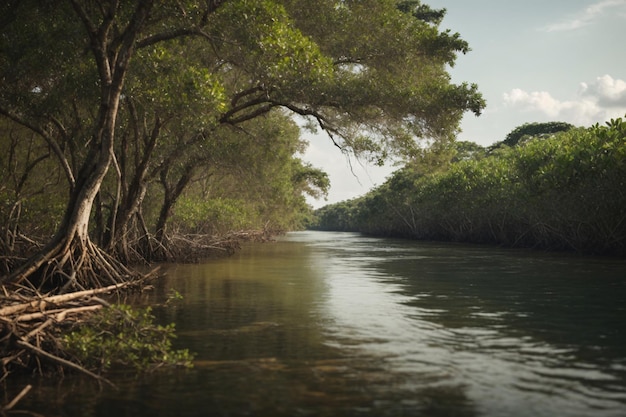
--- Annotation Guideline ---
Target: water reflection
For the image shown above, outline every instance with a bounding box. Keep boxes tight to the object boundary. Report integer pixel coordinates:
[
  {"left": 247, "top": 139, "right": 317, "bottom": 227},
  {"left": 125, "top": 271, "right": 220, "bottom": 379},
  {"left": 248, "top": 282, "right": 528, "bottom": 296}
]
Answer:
[
  {"left": 8, "top": 231, "right": 626, "bottom": 417},
  {"left": 286, "top": 231, "right": 626, "bottom": 417}
]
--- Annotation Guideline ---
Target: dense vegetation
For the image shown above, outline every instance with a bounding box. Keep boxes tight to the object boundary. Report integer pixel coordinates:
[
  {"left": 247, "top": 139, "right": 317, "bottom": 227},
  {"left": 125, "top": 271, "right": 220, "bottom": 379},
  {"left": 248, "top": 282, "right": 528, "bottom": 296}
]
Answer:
[
  {"left": 313, "top": 118, "right": 626, "bottom": 256},
  {"left": 0, "top": 0, "right": 482, "bottom": 290},
  {"left": 0, "top": 0, "right": 484, "bottom": 383}
]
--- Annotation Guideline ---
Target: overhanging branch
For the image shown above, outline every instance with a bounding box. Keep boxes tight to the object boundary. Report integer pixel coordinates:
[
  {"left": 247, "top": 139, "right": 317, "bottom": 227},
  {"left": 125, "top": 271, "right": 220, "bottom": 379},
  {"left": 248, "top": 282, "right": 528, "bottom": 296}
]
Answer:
[{"left": 268, "top": 101, "right": 345, "bottom": 152}]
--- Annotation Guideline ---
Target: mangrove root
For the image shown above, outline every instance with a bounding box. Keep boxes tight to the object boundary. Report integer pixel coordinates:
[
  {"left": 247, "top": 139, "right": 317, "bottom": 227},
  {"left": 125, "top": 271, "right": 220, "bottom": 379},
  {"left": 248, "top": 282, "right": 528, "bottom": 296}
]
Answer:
[{"left": 0, "top": 281, "right": 149, "bottom": 388}]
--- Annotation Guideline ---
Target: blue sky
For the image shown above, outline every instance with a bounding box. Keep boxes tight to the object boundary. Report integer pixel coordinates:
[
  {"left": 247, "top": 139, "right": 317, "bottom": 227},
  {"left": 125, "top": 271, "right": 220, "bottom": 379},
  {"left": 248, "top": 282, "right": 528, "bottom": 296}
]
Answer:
[{"left": 303, "top": 0, "right": 626, "bottom": 208}]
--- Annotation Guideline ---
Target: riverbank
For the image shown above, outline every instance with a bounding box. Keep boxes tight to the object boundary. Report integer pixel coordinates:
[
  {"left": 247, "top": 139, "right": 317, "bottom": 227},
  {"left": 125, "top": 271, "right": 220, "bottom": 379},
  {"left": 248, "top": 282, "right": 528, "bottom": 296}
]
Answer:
[
  {"left": 311, "top": 118, "right": 626, "bottom": 257},
  {"left": 0, "top": 228, "right": 276, "bottom": 408}
]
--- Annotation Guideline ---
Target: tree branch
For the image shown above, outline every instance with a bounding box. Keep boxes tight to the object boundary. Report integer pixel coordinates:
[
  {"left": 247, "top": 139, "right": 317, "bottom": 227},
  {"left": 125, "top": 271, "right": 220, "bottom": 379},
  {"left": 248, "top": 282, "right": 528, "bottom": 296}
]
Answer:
[
  {"left": 16, "top": 339, "right": 114, "bottom": 387},
  {"left": 220, "top": 104, "right": 275, "bottom": 125},
  {"left": 0, "top": 282, "right": 130, "bottom": 316},
  {"left": 267, "top": 101, "right": 346, "bottom": 151},
  {"left": 137, "top": 0, "right": 229, "bottom": 48},
  {"left": 137, "top": 28, "right": 202, "bottom": 48}
]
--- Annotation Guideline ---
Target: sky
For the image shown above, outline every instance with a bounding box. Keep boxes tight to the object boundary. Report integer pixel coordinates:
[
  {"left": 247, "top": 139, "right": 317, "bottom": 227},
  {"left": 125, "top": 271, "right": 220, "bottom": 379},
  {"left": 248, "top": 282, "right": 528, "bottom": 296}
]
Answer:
[{"left": 300, "top": 0, "right": 626, "bottom": 208}]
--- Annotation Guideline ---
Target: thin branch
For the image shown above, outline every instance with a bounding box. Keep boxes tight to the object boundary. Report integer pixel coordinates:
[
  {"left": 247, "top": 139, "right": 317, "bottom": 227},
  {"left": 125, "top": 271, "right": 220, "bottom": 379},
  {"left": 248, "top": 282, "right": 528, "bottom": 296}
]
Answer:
[
  {"left": 16, "top": 339, "right": 115, "bottom": 388},
  {"left": 269, "top": 100, "right": 346, "bottom": 151},
  {"left": 137, "top": 0, "right": 228, "bottom": 48},
  {"left": 0, "top": 283, "right": 129, "bottom": 317},
  {"left": 230, "top": 85, "right": 265, "bottom": 108},
  {"left": 219, "top": 95, "right": 270, "bottom": 124},
  {"left": 137, "top": 27, "right": 201, "bottom": 48}
]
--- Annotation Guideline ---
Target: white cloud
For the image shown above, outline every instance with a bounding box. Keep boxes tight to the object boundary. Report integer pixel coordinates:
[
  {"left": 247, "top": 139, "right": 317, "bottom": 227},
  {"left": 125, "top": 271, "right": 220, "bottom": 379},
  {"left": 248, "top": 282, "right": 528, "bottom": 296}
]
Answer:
[
  {"left": 503, "top": 89, "right": 565, "bottom": 118},
  {"left": 542, "top": 0, "right": 626, "bottom": 32},
  {"left": 580, "top": 74, "right": 626, "bottom": 107},
  {"left": 503, "top": 75, "right": 626, "bottom": 126}
]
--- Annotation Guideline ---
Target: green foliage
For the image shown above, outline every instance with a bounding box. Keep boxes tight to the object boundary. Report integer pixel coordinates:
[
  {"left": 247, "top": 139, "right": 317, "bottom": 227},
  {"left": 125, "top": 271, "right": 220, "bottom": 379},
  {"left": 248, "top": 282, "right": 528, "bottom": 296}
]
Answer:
[
  {"left": 314, "top": 116, "right": 626, "bottom": 255},
  {"left": 397, "top": 1, "right": 447, "bottom": 25},
  {"left": 211, "top": 0, "right": 334, "bottom": 98},
  {"left": 281, "top": 0, "right": 485, "bottom": 160},
  {"left": 172, "top": 197, "right": 252, "bottom": 235},
  {"left": 291, "top": 162, "right": 330, "bottom": 200},
  {"left": 311, "top": 199, "right": 361, "bottom": 232},
  {"left": 449, "top": 140, "right": 487, "bottom": 162},
  {"left": 0, "top": 122, "right": 66, "bottom": 239},
  {"left": 63, "top": 304, "right": 194, "bottom": 373},
  {"left": 162, "top": 110, "right": 328, "bottom": 235},
  {"left": 165, "top": 289, "right": 184, "bottom": 305},
  {"left": 131, "top": 43, "right": 228, "bottom": 121}
]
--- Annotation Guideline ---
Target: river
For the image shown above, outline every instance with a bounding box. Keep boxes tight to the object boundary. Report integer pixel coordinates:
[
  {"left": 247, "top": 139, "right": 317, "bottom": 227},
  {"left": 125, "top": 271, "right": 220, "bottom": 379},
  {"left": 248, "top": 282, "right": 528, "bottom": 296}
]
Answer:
[{"left": 12, "top": 231, "right": 626, "bottom": 416}]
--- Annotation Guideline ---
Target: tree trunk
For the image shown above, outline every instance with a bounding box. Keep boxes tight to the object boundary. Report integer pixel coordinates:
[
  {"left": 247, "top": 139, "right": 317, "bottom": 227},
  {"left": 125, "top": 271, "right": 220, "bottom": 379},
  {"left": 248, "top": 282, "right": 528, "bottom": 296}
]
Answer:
[
  {"left": 1, "top": 77, "right": 143, "bottom": 287},
  {"left": 2, "top": 141, "right": 137, "bottom": 289},
  {"left": 104, "top": 112, "right": 160, "bottom": 262},
  {"left": 0, "top": 1, "right": 155, "bottom": 290},
  {"left": 151, "top": 164, "right": 196, "bottom": 261}
]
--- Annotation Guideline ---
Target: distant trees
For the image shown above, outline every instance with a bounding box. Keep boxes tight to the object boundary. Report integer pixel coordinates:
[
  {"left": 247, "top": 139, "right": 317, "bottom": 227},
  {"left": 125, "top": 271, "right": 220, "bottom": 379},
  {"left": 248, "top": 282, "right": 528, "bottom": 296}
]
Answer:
[
  {"left": 0, "top": 0, "right": 484, "bottom": 289},
  {"left": 492, "top": 121, "right": 575, "bottom": 149},
  {"left": 313, "top": 117, "right": 626, "bottom": 255}
]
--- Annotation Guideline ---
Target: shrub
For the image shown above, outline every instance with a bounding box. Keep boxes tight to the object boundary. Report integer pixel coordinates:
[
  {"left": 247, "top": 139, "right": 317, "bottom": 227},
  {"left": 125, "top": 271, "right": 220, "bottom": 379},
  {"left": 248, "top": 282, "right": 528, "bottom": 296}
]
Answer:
[{"left": 63, "top": 304, "right": 194, "bottom": 373}]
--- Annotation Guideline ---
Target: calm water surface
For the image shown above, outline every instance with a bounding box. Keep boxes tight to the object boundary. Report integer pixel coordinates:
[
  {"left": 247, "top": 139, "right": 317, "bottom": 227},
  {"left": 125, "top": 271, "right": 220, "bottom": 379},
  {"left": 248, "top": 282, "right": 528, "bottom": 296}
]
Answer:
[{"left": 13, "top": 231, "right": 626, "bottom": 416}]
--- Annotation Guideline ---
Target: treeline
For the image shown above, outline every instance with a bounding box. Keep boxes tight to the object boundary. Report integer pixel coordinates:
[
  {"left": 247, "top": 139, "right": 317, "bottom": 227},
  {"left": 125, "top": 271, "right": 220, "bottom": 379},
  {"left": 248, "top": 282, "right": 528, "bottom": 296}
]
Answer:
[{"left": 312, "top": 118, "right": 626, "bottom": 256}]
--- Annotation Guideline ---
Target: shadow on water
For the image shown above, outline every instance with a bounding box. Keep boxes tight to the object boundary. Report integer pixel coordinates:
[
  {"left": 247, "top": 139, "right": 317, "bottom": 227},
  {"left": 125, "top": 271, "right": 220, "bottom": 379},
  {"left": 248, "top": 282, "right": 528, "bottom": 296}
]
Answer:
[{"left": 7, "top": 231, "right": 626, "bottom": 417}]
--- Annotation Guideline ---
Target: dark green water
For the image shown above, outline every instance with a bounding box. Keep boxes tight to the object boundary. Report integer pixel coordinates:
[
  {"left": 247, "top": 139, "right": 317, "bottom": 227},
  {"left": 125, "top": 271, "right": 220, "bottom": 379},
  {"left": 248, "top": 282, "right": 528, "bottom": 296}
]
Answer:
[{"left": 10, "top": 231, "right": 626, "bottom": 416}]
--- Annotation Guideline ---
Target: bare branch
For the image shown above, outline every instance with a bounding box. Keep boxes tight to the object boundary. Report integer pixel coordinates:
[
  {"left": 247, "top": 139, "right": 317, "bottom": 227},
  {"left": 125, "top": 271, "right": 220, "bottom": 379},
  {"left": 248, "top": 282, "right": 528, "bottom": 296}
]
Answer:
[{"left": 16, "top": 339, "right": 115, "bottom": 387}]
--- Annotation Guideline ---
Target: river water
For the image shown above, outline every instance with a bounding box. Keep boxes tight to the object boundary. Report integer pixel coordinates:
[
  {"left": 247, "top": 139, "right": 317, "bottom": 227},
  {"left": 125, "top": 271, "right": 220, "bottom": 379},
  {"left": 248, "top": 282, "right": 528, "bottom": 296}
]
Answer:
[{"left": 12, "top": 231, "right": 626, "bottom": 416}]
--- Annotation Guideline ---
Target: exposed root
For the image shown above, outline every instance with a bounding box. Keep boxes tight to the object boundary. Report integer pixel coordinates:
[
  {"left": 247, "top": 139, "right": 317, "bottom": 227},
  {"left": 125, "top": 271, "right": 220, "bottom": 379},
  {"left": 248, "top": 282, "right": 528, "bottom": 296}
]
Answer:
[
  {"left": 3, "top": 235, "right": 144, "bottom": 292},
  {"left": 133, "top": 229, "right": 274, "bottom": 263},
  {"left": 0, "top": 281, "right": 152, "bottom": 392},
  {"left": 0, "top": 232, "right": 43, "bottom": 278}
]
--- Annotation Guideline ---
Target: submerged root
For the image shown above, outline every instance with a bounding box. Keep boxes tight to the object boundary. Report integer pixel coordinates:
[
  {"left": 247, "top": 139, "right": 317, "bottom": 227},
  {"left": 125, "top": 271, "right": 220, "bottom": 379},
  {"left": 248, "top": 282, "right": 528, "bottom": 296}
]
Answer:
[
  {"left": 0, "top": 284, "right": 137, "bottom": 387},
  {"left": 0, "top": 280, "right": 192, "bottom": 404}
]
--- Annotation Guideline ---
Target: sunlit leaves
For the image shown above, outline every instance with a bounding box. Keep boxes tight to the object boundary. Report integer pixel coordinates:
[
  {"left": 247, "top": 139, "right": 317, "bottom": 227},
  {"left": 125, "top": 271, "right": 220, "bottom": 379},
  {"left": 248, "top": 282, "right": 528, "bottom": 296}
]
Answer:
[
  {"left": 280, "top": 0, "right": 484, "bottom": 160},
  {"left": 210, "top": 0, "right": 334, "bottom": 96},
  {"left": 130, "top": 43, "right": 228, "bottom": 123},
  {"left": 167, "top": 111, "right": 324, "bottom": 233},
  {"left": 172, "top": 197, "right": 251, "bottom": 235}
]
